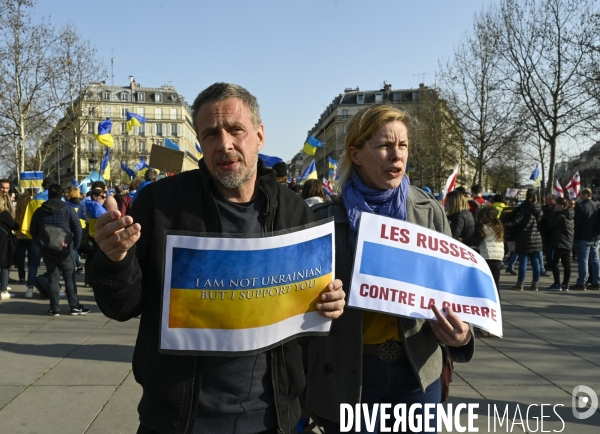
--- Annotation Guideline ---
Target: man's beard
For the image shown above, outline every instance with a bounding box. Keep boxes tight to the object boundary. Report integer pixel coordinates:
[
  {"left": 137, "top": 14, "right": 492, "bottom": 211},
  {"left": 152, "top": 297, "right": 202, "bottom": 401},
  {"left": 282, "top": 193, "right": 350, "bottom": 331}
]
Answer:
[{"left": 212, "top": 151, "right": 258, "bottom": 190}]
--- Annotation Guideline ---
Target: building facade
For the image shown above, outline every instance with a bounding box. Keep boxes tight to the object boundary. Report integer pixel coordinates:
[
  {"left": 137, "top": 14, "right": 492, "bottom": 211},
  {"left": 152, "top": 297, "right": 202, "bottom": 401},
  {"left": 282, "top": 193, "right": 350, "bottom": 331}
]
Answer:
[
  {"left": 42, "top": 77, "right": 199, "bottom": 187},
  {"left": 303, "top": 83, "right": 472, "bottom": 193},
  {"left": 555, "top": 141, "right": 600, "bottom": 195}
]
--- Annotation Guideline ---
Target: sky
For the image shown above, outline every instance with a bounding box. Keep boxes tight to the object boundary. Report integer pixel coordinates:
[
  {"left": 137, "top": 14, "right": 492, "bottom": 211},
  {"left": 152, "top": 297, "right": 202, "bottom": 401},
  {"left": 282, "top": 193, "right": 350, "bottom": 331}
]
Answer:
[{"left": 33, "top": 0, "right": 490, "bottom": 162}]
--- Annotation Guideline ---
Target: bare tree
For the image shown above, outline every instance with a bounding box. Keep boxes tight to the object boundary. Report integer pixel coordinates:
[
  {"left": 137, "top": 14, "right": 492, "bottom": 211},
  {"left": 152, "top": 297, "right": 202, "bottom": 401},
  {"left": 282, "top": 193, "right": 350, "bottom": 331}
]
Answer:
[
  {"left": 0, "top": 0, "right": 61, "bottom": 181},
  {"left": 48, "top": 22, "right": 106, "bottom": 181},
  {"left": 409, "top": 88, "right": 464, "bottom": 192},
  {"left": 438, "top": 10, "right": 526, "bottom": 187},
  {"left": 495, "top": 0, "right": 600, "bottom": 190}
]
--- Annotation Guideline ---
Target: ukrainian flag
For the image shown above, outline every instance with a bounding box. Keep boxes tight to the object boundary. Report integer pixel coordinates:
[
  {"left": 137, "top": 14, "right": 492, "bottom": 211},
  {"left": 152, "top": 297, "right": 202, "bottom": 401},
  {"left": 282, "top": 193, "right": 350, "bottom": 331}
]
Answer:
[
  {"left": 258, "top": 153, "right": 283, "bottom": 168},
  {"left": 328, "top": 157, "right": 338, "bottom": 169},
  {"left": 20, "top": 190, "right": 49, "bottom": 238},
  {"left": 301, "top": 160, "right": 317, "bottom": 181},
  {"left": 95, "top": 118, "right": 114, "bottom": 148},
  {"left": 302, "top": 136, "right": 323, "bottom": 155},
  {"left": 126, "top": 111, "right": 147, "bottom": 132},
  {"left": 20, "top": 171, "right": 44, "bottom": 189},
  {"left": 195, "top": 143, "right": 203, "bottom": 160},
  {"left": 164, "top": 138, "right": 180, "bottom": 151},
  {"left": 85, "top": 199, "right": 107, "bottom": 238},
  {"left": 100, "top": 148, "right": 111, "bottom": 181},
  {"left": 121, "top": 162, "right": 136, "bottom": 181}
]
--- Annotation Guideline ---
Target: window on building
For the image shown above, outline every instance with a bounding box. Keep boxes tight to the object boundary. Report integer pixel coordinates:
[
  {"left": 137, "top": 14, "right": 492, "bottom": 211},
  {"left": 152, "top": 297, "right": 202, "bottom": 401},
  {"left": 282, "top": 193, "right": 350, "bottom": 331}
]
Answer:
[
  {"left": 121, "top": 107, "right": 129, "bottom": 117},
  {"left": 155, "top": 107, "right": 162, "bottom": 120},
  {"left": 393, "top": 92, "right": 402, "bottom": 102},
  {"left": 137, "top": 92, "right": 145, "bottom": 102},
  {"left": 88, "top": 122, "right": 95, "bottom": 134},
  {"left": 357, "top": 93, "right": 364, "bottom": 104},
  {"left": 88, "top": 141, "right": 94, "bottom": 152},
  {"left": 121, "top": 123, "right": 127, "bottom": 134},
  {"left": 155, "top": 93, "right": 162, "bottom": 103},
  {"left": 88, "top": 107, "right": 95, "bottom": 116},
  {"left": 170, "top": 108, "right": 177, "bottom": 120},
  {"left": 137, "top": 107, "right": 145, "bottom": 117},
  {"left": 121, "top": 92, "right": 129, "bottom": 102},
  {"left": 138, "top": 141, "right": 146, "bottom": 152},
  {"left": 171, "top": 123, "right": 178, "bottom": 136},
  {"left": 156, "top": 123, "right": 163, "bottom": 135},
  {"left": 102, "top": 91, "right": 110, "bottom": 100},
  {"left": 103, "top": 106, "right": 110, "bottom": 117},
  {"left": 342, "top": 109, "right": 349, "bottom": 118},
  {"left": 375, "top": 93, "right": 383, "bottom": 103},
  {"left": 122, "top": 140, "right": 128, "bottom": 154},
  {"left": 139, "top": 123, "right": 145, "bottom": 135}
]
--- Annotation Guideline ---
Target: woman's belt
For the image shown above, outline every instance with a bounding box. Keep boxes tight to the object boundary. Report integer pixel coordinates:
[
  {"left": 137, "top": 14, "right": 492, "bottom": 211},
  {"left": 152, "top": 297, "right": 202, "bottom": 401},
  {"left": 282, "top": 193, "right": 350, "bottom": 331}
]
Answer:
[{"left": 363, "top": 340, "right": 406, "bottom": 363}]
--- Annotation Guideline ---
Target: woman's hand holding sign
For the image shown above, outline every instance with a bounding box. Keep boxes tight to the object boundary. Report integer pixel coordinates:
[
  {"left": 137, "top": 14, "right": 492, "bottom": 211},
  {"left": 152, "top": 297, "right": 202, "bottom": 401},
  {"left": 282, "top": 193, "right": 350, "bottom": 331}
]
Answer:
[
  {"left": 429, "top": 304, "right": 472, "bottom": 347},
  {"left": 95, "top": 196, "right": 141, "bottom": 262},
  {"left": 316, "top": 280, "right": 345, "bottom": 319}
]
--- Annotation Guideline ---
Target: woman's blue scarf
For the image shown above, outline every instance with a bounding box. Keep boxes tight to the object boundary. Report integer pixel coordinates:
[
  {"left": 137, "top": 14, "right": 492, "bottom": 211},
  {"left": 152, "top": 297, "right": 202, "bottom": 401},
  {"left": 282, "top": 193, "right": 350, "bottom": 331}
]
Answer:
[{"left": 342, "top": 171, "right": 410, "bottom": 232}]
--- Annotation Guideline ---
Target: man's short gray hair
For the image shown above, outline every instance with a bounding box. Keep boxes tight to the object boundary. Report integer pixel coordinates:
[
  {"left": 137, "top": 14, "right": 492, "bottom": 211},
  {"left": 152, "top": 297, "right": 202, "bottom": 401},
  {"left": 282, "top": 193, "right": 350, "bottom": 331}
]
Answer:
[{"left": 191, "top": 83, "right": 262, "bottom": 130}]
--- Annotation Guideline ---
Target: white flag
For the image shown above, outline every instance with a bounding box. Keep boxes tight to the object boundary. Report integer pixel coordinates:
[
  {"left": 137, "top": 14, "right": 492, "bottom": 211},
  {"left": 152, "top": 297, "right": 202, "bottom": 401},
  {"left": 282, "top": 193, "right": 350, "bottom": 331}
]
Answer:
[{"left": 553, "top": 180, "right": 563, "bottom": 198}]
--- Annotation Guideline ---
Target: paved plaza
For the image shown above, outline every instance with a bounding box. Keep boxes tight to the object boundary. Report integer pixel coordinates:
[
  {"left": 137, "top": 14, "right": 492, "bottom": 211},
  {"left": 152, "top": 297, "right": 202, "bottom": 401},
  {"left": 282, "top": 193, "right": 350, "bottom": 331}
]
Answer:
[{"left": 0, "top": 264, "right": 599, "bottom": 433}]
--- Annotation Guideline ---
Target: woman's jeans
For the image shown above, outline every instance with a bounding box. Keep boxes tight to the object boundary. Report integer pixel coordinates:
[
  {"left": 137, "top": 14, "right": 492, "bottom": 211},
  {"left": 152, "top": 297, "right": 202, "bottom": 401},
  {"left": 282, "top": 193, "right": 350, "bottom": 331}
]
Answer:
[
  {"left": 16, "top": 239, "right": 41, "bottom": 287},
  {"left": 517, "top": 253, "right": 541, "bottom": 284},
  {"left": 321, "top": 354, "right": 442, "bottom": 433}
]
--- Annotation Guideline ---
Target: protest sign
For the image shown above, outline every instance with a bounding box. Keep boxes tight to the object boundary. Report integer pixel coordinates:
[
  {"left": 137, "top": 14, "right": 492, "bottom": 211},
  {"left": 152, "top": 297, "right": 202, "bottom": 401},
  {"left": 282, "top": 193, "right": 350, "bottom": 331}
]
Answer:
[
  {"left": 505, "top": 188, "right": 519, "bottom": 198},
  {"left": 160, "top": 221, "right": 335, "bottom": 355},
  {"left": 348, "top": 213, "right": 503, "bottom": 337}
]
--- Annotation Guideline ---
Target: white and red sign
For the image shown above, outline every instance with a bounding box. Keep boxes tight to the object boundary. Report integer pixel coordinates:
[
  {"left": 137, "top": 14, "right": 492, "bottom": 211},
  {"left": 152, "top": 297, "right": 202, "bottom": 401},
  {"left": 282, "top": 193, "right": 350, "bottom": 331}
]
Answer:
[{"left": 348, "top": 213, "right": 503, "bottom": 337}]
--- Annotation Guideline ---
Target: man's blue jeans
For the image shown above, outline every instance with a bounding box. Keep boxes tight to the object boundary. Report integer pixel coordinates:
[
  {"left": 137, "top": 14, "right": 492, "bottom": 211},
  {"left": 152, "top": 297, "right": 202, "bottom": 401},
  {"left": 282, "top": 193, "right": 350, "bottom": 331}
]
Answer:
[
  {"left": 44, "top": 251, "right": 79, "bottom": 312},
  {"left": 517, "top": 253, "right": 541, "bottom": 284},
  {"left": 320, "top": 354, "right": 442, "bottom": 433},
  {"left": 574, "top": 239, "right": 600, "bottom": 285},
  {"left": 16, "top": 239, "right": 41, "bottom": 287}
]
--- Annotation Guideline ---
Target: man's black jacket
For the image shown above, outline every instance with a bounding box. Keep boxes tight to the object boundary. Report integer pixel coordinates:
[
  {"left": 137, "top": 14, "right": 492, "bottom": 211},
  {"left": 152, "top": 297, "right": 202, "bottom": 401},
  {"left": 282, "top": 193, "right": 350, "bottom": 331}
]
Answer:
[
  {"left": 30, "top": 198, "right": 82, "bottom": 252},
  {"left": 547, "top": 208, "right": 575, "bottom": 250},
  {"left": 574, "top": 199, "right": 600, "bottom": 241},
  {"left": 90, "top": 160, "right": 315, "bottom": 434}
]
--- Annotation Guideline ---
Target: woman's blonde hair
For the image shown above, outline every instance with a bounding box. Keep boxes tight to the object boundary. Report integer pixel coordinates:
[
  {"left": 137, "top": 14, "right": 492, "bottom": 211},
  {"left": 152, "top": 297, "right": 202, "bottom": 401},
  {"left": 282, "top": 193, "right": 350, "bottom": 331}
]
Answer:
[
  {"left": 336, "top": 104, "right": 412, "bottom": 192},
  {"left": 68, "top": 188, "right": 81, "bottom": 200},
  {"left": 444, "top": 190, "right": 469, "bottom": 215}
]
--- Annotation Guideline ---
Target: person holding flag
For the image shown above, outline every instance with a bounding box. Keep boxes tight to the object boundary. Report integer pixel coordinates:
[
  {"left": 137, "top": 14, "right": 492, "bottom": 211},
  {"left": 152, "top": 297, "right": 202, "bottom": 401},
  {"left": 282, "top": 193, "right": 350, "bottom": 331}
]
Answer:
[{"left": 305, "top": 104, "right": 474, "bottom": 431}]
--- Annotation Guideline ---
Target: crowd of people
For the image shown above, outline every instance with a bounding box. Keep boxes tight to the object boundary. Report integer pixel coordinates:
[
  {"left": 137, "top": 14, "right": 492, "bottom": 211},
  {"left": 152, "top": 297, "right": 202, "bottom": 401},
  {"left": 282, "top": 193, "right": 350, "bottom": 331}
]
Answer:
[
  {"left": 437, "top": 184, "right": 600, "bottom": 293},
  {"left": 0, "top": 167, "right": 160, "bottom": 315},
  {"left": 0, "top": 81, "right": 597, "bottom": 434}
]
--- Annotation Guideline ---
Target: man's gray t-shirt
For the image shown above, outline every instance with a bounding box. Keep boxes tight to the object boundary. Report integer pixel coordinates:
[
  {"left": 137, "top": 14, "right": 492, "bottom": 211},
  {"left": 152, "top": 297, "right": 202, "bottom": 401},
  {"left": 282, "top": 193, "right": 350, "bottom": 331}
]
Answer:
[{"left": 195, "top": 187, "right": 277, "bottom": 434}]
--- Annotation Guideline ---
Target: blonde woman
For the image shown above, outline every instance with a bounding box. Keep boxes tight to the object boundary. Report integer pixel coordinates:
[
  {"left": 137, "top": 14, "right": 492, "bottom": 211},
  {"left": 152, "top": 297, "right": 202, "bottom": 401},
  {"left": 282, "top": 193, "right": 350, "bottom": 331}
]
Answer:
[
  {"left": 305, "top": 105, "right": 474, "bottom": 433},
  {"left": 444, "top": 190, "right": 475, "bottom": 245},
  {"left": 0, "top": 188, "right": 19, "bottom": 299}
]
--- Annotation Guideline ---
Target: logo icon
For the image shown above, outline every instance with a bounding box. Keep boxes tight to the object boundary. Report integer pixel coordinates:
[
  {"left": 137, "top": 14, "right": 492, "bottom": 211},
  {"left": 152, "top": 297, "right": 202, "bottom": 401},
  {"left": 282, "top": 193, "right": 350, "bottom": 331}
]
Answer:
[{"left": 572, "top": 385, "right": 598, "bottom": 420}]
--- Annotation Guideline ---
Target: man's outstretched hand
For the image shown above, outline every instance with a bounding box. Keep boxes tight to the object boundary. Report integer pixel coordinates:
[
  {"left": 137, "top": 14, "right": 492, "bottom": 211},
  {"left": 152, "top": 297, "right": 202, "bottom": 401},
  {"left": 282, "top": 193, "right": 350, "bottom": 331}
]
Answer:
[{"left": 95, "top": 196, "right": 141, "bottom": 262}]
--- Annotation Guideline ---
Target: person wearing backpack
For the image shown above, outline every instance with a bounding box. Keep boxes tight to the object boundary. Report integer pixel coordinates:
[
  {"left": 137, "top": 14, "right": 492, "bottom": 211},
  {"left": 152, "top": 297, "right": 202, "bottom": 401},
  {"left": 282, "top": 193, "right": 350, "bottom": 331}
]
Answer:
[{"left": 30, "top": 184, "right": 87, "bottom": 316}]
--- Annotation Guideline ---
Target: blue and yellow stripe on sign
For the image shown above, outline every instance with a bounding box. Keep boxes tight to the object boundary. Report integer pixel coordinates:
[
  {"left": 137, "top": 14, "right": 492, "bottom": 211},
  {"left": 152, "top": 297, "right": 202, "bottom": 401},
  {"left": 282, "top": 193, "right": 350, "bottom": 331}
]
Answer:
[
  {"left": 360, "top": 242, "right": 496, "bottom": 301},
  {"left": 169, "top": 234, "right": 332, "bottom": 329},
  {"left": 20, "top": 171, "right": 44, "bottom": 189}
]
